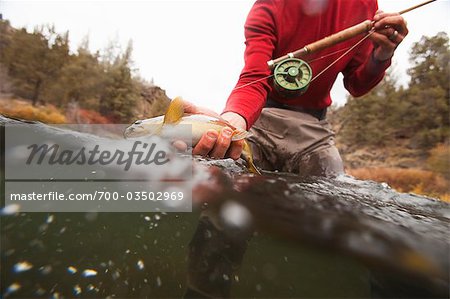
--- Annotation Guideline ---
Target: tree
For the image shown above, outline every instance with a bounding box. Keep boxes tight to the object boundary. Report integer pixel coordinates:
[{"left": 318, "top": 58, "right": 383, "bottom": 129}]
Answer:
[
  {"left": 0, "top": 24, "right": 69, "bottom": 105},
  {"left": 403, "top": 32, "right": 450, "bottom": 149},
  {"left": 338, "top": 73, "right": 400, "bottom": 147},
  {"left": 47, "top": 47, "right": 105, "bottom": 109},
  {"left": 99, "top": 40, "right": 140, "bottom": 122},
  {"left": 336, "top": 32, "right": 450, "bottom": 151}
]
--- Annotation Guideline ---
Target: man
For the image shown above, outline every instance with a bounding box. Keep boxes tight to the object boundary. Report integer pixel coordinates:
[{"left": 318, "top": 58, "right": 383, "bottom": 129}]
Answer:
[
  {"left": 185, "top": 1, "right": 409, "bottom": 297},
  {"left": 187, "top": 0, "right": 408, "bottom": 176}
]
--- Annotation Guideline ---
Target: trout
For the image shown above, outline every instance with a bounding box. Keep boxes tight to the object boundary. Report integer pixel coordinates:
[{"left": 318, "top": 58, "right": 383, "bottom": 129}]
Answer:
[{"left": 124, "top": 97, "right": 261, "bottom": 175}]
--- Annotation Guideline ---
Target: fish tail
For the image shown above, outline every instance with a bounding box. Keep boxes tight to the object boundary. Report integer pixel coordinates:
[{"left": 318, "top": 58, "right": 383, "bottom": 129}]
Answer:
[
  {"left": 242, "top": 140, "right": 261, "bottom": 175},
  {"left": 232, "top": 129, "right": 252, "bottom": 141}
]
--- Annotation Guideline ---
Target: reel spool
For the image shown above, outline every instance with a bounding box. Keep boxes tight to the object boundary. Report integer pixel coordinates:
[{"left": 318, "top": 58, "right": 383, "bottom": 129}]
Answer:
[{"left": 272, "top": 58, "right": 312, "bottom": 98}]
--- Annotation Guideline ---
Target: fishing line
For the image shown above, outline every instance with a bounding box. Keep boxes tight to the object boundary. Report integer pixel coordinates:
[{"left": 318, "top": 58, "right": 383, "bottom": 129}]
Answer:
[
  {"left": 309, "top": 29, "right": 375, "bottom": 84},
  {"left": 305, "top": 47, "right": 352, "bottom": 64},
  {"left": 232, "top": 73, "right": 275, "bottom": 91}
]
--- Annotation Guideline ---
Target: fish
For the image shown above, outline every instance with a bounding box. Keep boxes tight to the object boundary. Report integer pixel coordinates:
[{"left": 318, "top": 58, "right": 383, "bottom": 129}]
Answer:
[{"left": 124, "top": 97, "right": 261, "bottom": 175}]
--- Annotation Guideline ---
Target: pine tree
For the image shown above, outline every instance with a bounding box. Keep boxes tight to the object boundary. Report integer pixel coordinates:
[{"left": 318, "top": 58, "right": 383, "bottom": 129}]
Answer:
[
  {"left": 403, "top": 32, "right": 449, "bottom": 149},
  {"left": 99, "top": 40, "right": 140, "bottom": 122},
  {"left": 0, "top": 24, "right": 69, "bottom": 105}
]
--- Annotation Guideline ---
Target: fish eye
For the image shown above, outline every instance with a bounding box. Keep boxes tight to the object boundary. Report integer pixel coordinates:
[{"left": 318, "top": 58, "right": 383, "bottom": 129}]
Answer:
[{"left": 134, "top": 120, "right": 142, "bottom": 125}]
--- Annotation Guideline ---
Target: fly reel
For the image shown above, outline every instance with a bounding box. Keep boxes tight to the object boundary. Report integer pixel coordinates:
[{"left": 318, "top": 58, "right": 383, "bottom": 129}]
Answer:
[{"left": 272, "top": 58, "right": 312, "bottom": 97}]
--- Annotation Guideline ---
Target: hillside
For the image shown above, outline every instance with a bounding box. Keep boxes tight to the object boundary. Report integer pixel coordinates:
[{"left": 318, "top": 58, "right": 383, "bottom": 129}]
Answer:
[{"left": 0, "top": 19, "right": 170, "bottom": 124}]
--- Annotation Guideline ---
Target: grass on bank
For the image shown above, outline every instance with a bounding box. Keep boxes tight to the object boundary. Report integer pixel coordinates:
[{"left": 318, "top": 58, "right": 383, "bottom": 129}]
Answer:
[
  {"left": 0, "top": 98, "right": 66, "bottom": 123},
  {"left": 348, "top": 167, "right": 449, "bottom": 202},
  {"left": 0, "top": 98, "right": 113, "bottom": 124}
]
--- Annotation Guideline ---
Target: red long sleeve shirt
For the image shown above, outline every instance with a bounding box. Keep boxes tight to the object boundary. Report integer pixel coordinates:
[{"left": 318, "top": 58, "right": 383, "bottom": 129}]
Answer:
[{"left": 224, "top": 0, "right": 391, "bottom": 129}]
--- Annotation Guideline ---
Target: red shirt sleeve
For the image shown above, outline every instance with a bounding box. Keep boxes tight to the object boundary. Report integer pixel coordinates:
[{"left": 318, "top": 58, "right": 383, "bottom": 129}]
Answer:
[{"left": 223, "top": 0, "right": 277, "bottom": 129}]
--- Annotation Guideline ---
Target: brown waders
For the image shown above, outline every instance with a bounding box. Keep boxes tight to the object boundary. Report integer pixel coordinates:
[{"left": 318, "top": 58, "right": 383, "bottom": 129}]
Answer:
[{"left": 249, "top": 103, "right": 344, "bottom": 176}]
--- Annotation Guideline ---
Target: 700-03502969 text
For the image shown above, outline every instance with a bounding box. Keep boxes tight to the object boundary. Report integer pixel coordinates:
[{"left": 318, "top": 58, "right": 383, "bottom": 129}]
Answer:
[{"left": 8, "top": 191, "right": 185, "bottom": 201}]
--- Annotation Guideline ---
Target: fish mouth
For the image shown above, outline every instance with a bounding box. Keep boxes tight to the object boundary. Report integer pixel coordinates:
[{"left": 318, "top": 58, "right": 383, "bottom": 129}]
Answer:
[
  {"left": 123, "top": 127, "right": 132, "bottom": 139},
  {"left": 123, "top": 126, "right": 145, "bottom": 139}
]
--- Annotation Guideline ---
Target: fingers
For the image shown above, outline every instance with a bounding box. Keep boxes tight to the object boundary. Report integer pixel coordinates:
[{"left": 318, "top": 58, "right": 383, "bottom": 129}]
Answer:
[
  {"left": 373, "top": 11, "right": 409, "bottom": 37},
  {"left": 226, "top": 140, "right": 244, "bottom": 160},
  {"left": 210, "top": 127, "right": 233, "bottom": 158},
  {"left": 172, "top": 140, "right": 188, "bottom": 152},
  {"left": 370, "top": 10, "right": 408, "bottom": 61},
  {"left": 192, "top": 127, "right": 244, "bottom": 160},
  {"left": 174, "top": 98, "right": 244, "bottom": 160},
  {"left": 193, "top": 130, "right": 219, "bottom": 156},
  {"left": 370, "top": 30, "right": 399, "bottom": 49}
]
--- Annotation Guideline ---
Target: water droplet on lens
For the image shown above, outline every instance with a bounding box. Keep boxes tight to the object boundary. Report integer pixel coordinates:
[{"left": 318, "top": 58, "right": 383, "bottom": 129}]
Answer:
[
  {"left": 156, "top": 276, "right": 162, "bottom": 287},
  {"left": 5, "top": 282, "right": 21, "bottom": 295},
  {"left": 13, "top": 261, "right": 33, "bottom": 273},
  {"left": 137, "top": 260, "right": 145, "bottom": 270},
  {"left": 39, "top": 265, "right": 52, "bottom": 275},
  {"left": 220, "top": 201, "right": 252, "bottom": 229},
  {"left": 46, "top": 214, "right": 54, "bottom": 223},
  {"left": 73, "top": 285, "right": 82, "bottom": 295},
  {"left": 82, "top": 269, "right": 98, "bottom": 277},
  {"left": 1, "top": 204, "right": 21, "bottom": 215},
  {"left": 112, "top": 270, "right": 120, "bottom": 280}
]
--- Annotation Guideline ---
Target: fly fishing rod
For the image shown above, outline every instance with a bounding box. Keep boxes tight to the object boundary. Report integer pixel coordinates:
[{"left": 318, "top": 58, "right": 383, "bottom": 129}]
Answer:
[{"left": 266, "top": 0, "right": 437, "bottom": 97}]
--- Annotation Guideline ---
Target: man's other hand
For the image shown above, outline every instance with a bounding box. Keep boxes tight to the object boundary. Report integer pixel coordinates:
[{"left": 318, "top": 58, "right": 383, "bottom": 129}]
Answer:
[
  {"left": 182, "top": 101, "right": 246, "bottom": 160},
  {"left": 371, "top": 10, "right": 409, "bottom": 61}
]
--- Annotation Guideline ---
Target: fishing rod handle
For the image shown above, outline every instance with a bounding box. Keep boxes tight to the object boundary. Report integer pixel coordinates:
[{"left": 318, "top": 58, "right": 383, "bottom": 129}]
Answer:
[{"left": 268, "top": 19, "right": 372, "bottom": 68}]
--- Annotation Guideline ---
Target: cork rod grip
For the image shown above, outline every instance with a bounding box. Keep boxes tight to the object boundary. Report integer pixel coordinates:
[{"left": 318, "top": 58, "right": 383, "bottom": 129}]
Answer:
[
  {"left": 303, "top": 20, "right": 373, "bottom": 55},
  {"left": 269, "top": 20, "right": 372, "bottom": 68}
]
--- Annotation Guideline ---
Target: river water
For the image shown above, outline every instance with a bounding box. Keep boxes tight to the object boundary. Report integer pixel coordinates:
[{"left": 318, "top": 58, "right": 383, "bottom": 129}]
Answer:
[{"left": 1, "top": 116, "right": 449, "bottom": 298}]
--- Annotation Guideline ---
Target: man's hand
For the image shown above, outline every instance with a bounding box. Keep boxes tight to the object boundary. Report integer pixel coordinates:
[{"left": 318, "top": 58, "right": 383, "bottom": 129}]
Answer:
[
  {"left": 182, "top": 101, "right": 246, "bottom": 160},
  {"left": 371, "top": 10, "right": 409, "bottom": 62}
]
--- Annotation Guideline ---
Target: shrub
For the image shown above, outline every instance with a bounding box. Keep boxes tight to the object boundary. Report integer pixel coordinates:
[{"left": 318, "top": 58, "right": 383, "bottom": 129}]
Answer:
[
  {"left": 0, "top": 100, "right": 66, "bottom": 123},
  {"left": 426, "top": 144, "right": 450, "bottom": 179},
  {"left": 68, "top": 108, "right": 113, "bottom": 124}
]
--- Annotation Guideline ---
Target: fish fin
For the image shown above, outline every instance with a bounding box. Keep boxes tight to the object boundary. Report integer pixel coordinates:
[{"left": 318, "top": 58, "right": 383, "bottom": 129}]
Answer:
[
  {"left": 242, "top": 140, "right": 261, "bottom": 175},
  {"left": 231, "top": 129, "right": 252, "bottom": 141},
  {"left": 210, "top": 116, "right": 239, "bottom": 130},
  {"left": 163, "top": 96, "right": 184, "bottom": 124},
  {"left": 210, "top": 119, "right": 234, "bottom": 129},
  {"left": 153, "top": 123, "right": 164, "bottom": 136}
]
